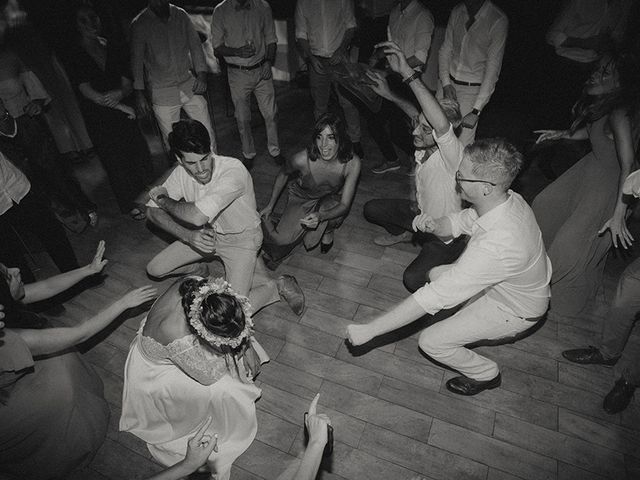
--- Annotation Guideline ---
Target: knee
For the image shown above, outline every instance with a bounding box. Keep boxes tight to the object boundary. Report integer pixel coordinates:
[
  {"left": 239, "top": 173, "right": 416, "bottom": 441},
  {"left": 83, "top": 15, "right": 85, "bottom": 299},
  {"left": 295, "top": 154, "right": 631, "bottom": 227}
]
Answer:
[
  {"left": 363, "top": 199, "right": 383, "bottom": 223},
  {"left": 146, "top": 256, "right": 165, "bottom": 278},
  {"left": 418, "top": 328, "right": 441, "bottom": 356},
  {"left": 403, "top": 266, "right": 426, "bottom": 293}
]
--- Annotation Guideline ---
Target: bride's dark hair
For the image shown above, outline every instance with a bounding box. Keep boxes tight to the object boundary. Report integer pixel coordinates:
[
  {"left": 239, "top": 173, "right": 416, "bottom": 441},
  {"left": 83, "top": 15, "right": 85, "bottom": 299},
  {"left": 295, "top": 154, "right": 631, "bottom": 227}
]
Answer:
[{"left": 179, "top": 277, "right": 246, "bottom": 340}]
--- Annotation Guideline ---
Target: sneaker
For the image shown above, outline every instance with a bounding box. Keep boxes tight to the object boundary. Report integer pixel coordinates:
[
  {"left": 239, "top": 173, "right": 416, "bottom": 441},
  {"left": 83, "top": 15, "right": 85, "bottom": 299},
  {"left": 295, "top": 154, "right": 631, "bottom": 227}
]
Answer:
[
  {"left": 603, "top": 376, "right": 636, "bottom": 414},
  {"left": 371, "top": 160, "right": 401, "bottom": 174},
  {"left": 373, "top": 231, "right": 412, "bottom": 246},
  {"left": 352, "top": 141, "right": 365, "bottom": 159}
]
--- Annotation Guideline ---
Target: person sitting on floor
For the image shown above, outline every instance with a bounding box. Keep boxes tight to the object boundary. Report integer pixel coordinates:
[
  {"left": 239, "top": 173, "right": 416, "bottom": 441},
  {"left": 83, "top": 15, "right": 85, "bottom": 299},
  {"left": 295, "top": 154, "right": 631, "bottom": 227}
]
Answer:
[
  {"left": 260, "top": 112, "right": 361, "bottom": 267},
  {"left": 146, "top": 119, "right": 305, "bottom": 316}
]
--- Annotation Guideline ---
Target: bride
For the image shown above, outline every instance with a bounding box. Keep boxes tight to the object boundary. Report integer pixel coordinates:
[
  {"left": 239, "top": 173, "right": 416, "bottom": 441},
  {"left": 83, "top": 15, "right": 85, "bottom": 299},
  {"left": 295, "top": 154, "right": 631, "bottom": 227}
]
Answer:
[{"left": 120, "top": 276, "right": 268, "bottom": 480}]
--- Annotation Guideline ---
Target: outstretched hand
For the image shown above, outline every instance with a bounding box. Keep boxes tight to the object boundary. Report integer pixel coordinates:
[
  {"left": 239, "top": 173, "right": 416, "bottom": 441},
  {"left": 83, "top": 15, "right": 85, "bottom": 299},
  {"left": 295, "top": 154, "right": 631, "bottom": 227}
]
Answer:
[
  {"left": 599, "top": 213, "right": 634, "bottom": 249},
  {"left": 345, "top": 323, "right": 375, "bottom": 347},
  {"left": 306, "top": 394, "right": 331, "bottom": 445},
  {"left": 412, "top": 214, "right": 436, "bottom": 233},
  {"left": 533, "top": 129, "right": 568, "bottom": 144},
  {"left": 87, "top": 240, "right": 108, "bottom": 274},
  {"left": 374, "top": 40, "right": 412, "bottom": 78},
  {"left": 365, "top": 70, "right": 391, "bottom": 98},
  {"left": 120, "top": 285, "right": 158, "bottom": 310}
]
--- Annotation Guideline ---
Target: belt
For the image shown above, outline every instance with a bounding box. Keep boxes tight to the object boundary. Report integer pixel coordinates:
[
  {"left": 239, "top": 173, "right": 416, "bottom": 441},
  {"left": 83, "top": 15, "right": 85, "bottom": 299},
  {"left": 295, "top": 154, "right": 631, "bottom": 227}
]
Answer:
[
  {"left": 449, "top": 75, "right": 481, "bottom": 87},
  {"left": 226, "top": 58, "right": 266, "bottom": 71}
]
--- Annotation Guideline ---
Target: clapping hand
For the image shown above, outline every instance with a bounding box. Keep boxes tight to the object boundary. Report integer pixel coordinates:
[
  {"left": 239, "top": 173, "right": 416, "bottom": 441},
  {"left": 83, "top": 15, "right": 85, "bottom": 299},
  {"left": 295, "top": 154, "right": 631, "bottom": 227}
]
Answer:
[
  {"left": 119, "top": 285, "right": 158, "bottom": 310},
  {"left": 87, "top": 240, "right": 108, "bottom": 274},
  {"left": 365, "top": 70, "right": 391, "bottom": 99},
  {"left": 412, "top": 214, "right": 436, "bottom": 233},
  {"left": 183, "top": 417, "right": 219, "bottom": 471}
]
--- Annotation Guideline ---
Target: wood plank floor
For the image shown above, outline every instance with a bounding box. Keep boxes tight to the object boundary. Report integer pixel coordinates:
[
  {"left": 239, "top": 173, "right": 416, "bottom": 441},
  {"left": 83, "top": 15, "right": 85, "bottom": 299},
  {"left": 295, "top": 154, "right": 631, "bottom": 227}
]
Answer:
[{"left": 40, "top": 77, "right": 640, "bottom": 479}]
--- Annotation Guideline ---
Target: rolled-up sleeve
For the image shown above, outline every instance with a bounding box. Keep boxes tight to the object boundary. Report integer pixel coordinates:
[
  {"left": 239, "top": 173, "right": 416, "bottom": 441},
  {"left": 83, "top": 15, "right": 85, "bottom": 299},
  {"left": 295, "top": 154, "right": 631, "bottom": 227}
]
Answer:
[
  {"left": 184, "top": 11, "right": 207, "bottom": 72},
  {"left": 294, "top": 0, "right": 308, "bottom": 40},
  {"left": 263, "top": 3, "right": 278, "bottom": 45},
  {"left": 438, "top": 12, "right": 455, "bottom": 87},
  {"left": 474, "top": 15, "right": 508, "bottom": 111},
  {"left": 446, "top": 208, "right": 478, "bottom": 238},
  {"left": 130, "top": 20, "right": 146, "bottom": 90},
  {"left": 413, "top": 11, "right": 434, "bottom": 65},
  {"left": 210, "top": 6, "right": 225, "bottom": 49},
  {"left": 146, "top": 167, "right": 183, "bottom": 208}
]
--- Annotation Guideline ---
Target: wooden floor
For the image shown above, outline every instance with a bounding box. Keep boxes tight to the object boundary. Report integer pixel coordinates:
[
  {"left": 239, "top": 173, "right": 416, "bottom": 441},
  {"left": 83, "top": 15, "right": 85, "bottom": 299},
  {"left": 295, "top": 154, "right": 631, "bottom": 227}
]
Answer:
[{"left": 38, "top": 77, "right": 640, "bottom": 480}]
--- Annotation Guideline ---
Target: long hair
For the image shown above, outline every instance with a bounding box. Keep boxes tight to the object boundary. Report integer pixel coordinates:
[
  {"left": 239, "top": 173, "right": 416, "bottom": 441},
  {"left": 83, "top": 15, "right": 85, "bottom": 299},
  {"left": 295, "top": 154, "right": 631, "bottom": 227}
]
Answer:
[{"left": 307, "top": 113, "right": 353, "bottom": 164}]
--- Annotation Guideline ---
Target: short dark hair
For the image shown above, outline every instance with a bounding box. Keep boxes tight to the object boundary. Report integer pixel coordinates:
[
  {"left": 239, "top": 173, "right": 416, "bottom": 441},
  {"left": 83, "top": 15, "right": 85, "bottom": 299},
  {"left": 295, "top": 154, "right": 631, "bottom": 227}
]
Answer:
[
  {"left": 179, "top": 277, "right": 246, "bottom": 350},
  {"left": 464, "top": 138, "right": 523, "bottom": 188},
  {"left": 307, "top": 113, "right": 353, "bottom": 163},
  {"left": 168, "top": 119, "right": 211, "bottom": 161}
]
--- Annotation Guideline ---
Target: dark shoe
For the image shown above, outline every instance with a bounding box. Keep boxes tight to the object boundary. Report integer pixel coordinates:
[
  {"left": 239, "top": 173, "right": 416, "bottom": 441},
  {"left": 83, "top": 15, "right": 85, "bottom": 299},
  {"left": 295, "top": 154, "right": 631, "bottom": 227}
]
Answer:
[
  {"left": 446, "top": 373, "right": 502, "bottom": 396},
  {"left": 320, "top": 241, "right": 333, "bottom": 254},
  {"left": 271, "top": 154, "right": 285, "bottom": 165},
  {"left": 352, "top": 141, "right": 365, "bottom": 159},
  {"left": 562, "top": 346, "right": 619, "bottom": 366},
  {"left": 603, "top": 376, "right": 636, "bottom": 414},
  {"left": 277, "top": 274, "right": 305, "bottom": 315},
  {"left": 262, "top": 252, "right": 280, "bottom": 271}
]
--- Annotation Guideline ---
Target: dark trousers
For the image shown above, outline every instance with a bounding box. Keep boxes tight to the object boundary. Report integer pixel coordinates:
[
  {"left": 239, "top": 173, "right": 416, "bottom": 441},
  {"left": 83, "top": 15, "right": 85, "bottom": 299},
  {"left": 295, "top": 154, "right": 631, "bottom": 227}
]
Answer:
[
  {"left": 0, "top": 189, "right": 79, "bottom": 278},
  {"left": 12, "top": 114, "right": 95, "bottom": 214},
  {"left": 363, "top": 198, "right": 467, "bottom": 292}
]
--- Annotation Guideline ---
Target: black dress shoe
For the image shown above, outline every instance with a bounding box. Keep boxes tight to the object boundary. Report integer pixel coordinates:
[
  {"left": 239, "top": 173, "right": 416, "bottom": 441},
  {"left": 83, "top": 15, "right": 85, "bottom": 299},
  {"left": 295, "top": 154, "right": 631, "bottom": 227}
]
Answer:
[
  {"left": 562, "top": 346, "right": 619, "bottom": 366},
  {"left": 446, "top": 373, "right": 502, "bottom": 396},
  {"left": 603, "top": 376, "right": 636, "bottom": 414},
  {"left": 320, "top": 241, "right": 333, "bottom": 254}
]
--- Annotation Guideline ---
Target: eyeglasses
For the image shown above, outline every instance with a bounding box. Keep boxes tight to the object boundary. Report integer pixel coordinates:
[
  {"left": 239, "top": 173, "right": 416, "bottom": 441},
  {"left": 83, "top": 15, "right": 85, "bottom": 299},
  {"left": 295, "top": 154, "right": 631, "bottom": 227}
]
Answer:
[{"left": 455, "top": 170, "right": 497, "bottom": 186}]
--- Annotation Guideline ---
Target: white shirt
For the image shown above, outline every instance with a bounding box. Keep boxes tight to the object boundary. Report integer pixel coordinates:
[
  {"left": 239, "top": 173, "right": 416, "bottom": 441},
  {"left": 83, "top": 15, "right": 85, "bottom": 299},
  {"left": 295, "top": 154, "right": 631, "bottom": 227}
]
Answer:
[
  {"left": 414, "top": 124, "right": 463, "bottom": 219},
  {"left": 387, "top": 0, "right": 434, "bottom": 68},
  {"left": 147, "top": 155, "right": 259, "bottom": 235},
  {"left": 0, "top": 151, "right": 30, "bottom": 215},
  {"left": 622, "top": 169, "right": 640, "bottom": 197},
  {"left": 438, "top": 0, "right": 508, "bottom": 111},
  {"left": 412, "top": 191, "right": 551, "bottom": 318},
  {"left": 295, "top": 0, "right": 357, "bottom": 58},
  {"left": 387, "top": 0, "right": 435, "bottom": 70},
  {"left": 210, "top": 0, "right": 278, "bottom": 67},
  {"left": 546, "top": 0, "right": 631, "bottom": 63}
]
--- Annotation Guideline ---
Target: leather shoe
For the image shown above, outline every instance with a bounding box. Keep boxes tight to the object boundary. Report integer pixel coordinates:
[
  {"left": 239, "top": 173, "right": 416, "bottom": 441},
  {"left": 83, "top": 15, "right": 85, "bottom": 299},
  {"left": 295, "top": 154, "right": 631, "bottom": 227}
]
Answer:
[
  {"left": 603, "top": 376, "right": 636, "bottom": 414},
  {"left": 562, "top": 346, "right": 619, "bottom": 366},
  {"left": 320, "top": 241, "right": 333, "bottom": 254},
  {"left": 446, "top": 373, "right": 501, "bottom": 396},
  {"left": 277, "top": 275, "right": 305, "bottom": 315}
]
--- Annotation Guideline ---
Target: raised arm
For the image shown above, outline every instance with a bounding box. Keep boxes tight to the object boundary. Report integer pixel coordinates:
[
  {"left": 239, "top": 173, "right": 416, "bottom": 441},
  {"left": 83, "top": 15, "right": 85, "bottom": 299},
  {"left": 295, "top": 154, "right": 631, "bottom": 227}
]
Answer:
[
  {"left": 378, "top": 41, "right": 450, "bottom": 136},
  {"left": 21, "top": 241, "right": 108, "bottom": 304},
  {"left": 13, "top": 286, "right": 157, "bottom": 356},
  {"left": 366, "top": 70, "right": 419, "bottom": 119}
]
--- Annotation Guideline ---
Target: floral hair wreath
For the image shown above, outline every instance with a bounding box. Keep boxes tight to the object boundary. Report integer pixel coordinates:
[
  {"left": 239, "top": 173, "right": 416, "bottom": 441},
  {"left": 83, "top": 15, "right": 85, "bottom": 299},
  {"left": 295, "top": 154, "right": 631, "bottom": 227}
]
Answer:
[{"left": 188, "top": 277, "right": 254, "bottom": 349}]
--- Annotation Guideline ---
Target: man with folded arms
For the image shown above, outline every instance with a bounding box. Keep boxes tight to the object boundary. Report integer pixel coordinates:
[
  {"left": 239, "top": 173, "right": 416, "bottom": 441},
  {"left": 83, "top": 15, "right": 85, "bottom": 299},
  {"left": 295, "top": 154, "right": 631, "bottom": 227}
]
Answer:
[
  {"left": 211, "top": 0, "right": 284, "bottom": 168},
  {"left": 348, "top": 51, "right": 551, "bottom": 394},
  {"left": 439, "top": 0, "right": 508, "bottom": 146}
]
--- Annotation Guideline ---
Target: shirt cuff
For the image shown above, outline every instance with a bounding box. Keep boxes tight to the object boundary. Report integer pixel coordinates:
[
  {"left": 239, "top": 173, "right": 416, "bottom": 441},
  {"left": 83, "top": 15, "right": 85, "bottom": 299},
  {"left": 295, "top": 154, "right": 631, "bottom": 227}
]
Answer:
[{"left": 411, "top": 286, "right": 438, "bottom": 315}]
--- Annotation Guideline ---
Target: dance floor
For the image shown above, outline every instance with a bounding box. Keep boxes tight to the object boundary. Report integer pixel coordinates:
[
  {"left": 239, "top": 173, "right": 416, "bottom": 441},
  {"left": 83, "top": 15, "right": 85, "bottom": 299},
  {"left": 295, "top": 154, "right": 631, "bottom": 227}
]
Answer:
[{"left": 36, "top": 76, "right": 639, "bottom": 479}]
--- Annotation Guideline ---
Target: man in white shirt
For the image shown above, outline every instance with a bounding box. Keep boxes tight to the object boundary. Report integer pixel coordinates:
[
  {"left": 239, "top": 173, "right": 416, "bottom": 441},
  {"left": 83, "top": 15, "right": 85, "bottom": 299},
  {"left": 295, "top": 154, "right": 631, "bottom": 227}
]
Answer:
[
  {"left": 131, "top": 0, "right": 216, "bottom": 150},
  {"left": 438, "top": 0, "right": 508, "bottom": 146},
  {"left": 347, "top": 91, "right": 551, "bottom": 394},
  {"left": 145, "top": 119, "right": 304, "bottom": 315},
  {"left": 295, "top": 0, "right": 364, "bottom": 158},
  {"left": 211, "top": 0, "right": 284, "bottom": 167},
  {"left": 363, "top": 43, "right": 466, "bottom": 292},
  {"left": 562, "top": 169, "right": 640, "bottom": 414},
  {"left": 0, "top": 150, "right": 79, "bottom": 281}
]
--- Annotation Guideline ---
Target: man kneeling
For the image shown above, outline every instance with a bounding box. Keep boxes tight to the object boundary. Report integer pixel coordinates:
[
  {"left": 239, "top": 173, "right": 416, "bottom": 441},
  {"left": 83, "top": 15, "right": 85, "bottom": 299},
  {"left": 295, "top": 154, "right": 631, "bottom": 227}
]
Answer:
[
  {"left": 146, "top": 119, "right": 304, "bottom": 315},
  {"left": 347, "top": 138, "right": 551, "bottom": 395}
]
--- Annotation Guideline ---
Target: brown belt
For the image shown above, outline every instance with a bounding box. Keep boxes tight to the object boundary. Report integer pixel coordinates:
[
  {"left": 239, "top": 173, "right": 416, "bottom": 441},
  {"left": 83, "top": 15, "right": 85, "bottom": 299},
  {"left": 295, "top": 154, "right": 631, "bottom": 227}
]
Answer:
[
  {"left": 226, "top": 58, "right": 266, "bottom": 71},
  {"left": 450, "top": 75, "right": 481, "bottom": 87}
]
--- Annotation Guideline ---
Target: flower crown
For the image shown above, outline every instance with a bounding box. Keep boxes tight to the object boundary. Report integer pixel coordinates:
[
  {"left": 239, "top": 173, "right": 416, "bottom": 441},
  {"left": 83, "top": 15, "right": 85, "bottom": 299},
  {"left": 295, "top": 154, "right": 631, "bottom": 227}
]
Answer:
[{"left": 188, "top": 277, "right": 253, "bottom": 349}]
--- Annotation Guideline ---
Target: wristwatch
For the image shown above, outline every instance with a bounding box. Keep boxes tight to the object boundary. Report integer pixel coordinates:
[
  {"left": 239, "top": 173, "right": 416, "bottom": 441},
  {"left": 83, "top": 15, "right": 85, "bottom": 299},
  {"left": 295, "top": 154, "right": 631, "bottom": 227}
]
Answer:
[{"left": 471, "top": 108, "right": 480, "bottom": 116}]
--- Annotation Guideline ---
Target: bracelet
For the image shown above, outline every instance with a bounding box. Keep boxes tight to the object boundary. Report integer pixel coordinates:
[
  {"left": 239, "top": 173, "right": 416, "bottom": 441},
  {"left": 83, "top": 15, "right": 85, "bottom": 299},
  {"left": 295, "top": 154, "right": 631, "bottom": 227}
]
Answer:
[{"left": 402, "top": 71, "right": 421, "bottom": 85}]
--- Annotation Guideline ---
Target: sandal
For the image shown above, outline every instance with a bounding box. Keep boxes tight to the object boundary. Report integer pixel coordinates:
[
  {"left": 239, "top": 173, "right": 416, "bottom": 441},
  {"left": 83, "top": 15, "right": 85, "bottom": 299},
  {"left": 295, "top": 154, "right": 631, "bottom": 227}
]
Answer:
[{"left": 129, "top": 207, "right": 146, "bottom": 221}]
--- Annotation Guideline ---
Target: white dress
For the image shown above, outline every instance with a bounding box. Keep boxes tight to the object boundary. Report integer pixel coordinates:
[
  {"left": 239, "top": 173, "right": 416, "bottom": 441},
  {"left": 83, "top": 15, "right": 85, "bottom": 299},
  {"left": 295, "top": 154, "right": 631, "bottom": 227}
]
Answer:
[{"left": 120, "top": 318, "right": 263, "bottom": 480}]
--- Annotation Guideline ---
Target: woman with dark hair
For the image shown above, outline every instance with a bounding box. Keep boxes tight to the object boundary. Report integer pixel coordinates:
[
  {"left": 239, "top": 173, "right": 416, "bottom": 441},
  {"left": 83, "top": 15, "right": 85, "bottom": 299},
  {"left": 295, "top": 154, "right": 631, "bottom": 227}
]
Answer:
[
  {"left": 63, "top": 3, "right": 150, "bottom": 220},
  {"left": 533, "top": 51, "right": 640, "bottom": 320},
  {"left": 0, "top": 241, "right": 156, "bottom": 480},
  {"left": 120, "top": 276, "right": 268, "bottom": 480},
  {"left": 260, "top": 112, "right": 362, "bottom": 267}
]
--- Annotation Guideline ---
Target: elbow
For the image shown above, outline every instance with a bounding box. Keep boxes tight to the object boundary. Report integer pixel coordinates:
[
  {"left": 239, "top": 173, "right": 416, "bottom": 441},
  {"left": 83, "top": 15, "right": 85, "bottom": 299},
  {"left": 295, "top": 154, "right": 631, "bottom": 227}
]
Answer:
[{"left": 191, "top": 213, "right": 210, "bottom": 227}]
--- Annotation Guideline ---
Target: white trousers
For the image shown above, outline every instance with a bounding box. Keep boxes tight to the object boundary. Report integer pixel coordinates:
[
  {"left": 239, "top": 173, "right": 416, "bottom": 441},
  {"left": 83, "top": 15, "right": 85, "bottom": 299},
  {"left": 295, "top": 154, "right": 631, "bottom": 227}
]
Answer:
[
  {"left": 152, "top": 91, "right": 217, "bottom": 153},
  {"left": 418, "top": 294, "right": 536, "bottom": 380}
]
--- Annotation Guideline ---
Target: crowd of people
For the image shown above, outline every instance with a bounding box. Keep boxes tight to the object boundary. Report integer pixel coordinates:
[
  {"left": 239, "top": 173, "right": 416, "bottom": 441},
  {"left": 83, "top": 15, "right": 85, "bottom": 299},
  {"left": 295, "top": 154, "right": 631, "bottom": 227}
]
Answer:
[{"left": 1, "top": 0, "right": 639, "bottom": 479}]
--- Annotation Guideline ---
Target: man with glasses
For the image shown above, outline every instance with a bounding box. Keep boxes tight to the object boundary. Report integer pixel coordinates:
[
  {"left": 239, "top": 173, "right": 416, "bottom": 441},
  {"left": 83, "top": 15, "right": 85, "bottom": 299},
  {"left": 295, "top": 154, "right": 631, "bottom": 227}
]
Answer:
[
  {"left": 144, "top": 119, "right": 305, "bottom": 315},
  {"left": 347, "top": 43, "right": 551, "bottom": 396},
  {"left": 362, "top": 64, "right": 466, "bottom": 293}
]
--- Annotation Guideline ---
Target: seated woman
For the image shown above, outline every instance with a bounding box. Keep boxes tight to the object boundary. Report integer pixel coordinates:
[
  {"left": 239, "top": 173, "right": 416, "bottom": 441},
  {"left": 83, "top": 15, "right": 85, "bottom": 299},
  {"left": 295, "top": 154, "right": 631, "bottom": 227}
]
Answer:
[
  {"left": 120, "top": 276, "right": 268, "bottom": 480},
  {"left": 260, "top": 113, "right": 361, "bottom": 267},
  {"left": 64, "top": 4, "right": 151, "bottom": 221},
  {"left": 0, "top": 241, "right": 157, "bottom": 479}
]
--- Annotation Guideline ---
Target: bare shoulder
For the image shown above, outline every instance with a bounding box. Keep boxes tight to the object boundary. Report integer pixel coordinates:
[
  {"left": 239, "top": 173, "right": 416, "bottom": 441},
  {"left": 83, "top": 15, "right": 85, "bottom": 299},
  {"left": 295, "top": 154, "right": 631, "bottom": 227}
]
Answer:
[{"left": 290, "top": 150, "right": 308, "bottom": 171}]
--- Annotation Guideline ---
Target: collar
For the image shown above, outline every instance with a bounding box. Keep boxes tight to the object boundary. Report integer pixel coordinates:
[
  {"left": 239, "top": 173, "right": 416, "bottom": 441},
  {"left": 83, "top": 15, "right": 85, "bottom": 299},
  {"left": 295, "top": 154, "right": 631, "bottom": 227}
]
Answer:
[
  {"left": 465, "top": 0, "right": 490, "bottom": 21},
  {"left": 235, "top": 0, "right": 252, "bottom": 11},
  {"left": 473, "top": 190, "right": 512, "bottom": 232}
]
